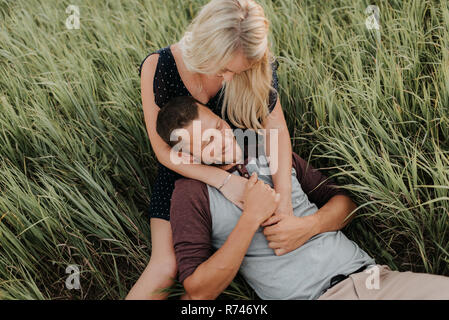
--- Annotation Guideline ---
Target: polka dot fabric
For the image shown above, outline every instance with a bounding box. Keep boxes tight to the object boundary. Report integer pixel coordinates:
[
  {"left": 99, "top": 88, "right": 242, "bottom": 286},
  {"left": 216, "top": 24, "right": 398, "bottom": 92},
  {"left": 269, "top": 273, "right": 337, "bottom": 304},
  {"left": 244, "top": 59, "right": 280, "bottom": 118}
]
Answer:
[{"left": 138, "top": 45, "right": 279, "bottom": 221}]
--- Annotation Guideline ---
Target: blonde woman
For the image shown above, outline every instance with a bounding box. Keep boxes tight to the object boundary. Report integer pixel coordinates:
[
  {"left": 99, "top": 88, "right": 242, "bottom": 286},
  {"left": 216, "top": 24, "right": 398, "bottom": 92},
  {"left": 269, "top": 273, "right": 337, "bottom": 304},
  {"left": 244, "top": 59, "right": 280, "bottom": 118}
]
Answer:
[{"left": 127, "top": 0, "right": 336, "bottom": 299}]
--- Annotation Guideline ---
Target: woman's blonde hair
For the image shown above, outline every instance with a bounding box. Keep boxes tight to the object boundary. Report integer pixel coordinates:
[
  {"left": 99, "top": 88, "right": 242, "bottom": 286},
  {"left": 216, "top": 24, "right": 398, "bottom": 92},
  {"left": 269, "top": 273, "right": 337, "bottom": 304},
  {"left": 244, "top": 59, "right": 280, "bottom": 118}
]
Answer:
[{"left": 179, "top": 0, "right": 276, "bottom": 131}]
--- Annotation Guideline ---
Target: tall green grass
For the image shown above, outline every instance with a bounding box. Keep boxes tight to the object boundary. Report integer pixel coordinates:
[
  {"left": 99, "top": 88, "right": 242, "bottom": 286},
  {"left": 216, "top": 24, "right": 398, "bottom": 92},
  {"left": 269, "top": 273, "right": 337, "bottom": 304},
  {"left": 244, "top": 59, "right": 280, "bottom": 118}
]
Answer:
[{"left": 0, "top": 0, "right": 448, "bottom": 299}]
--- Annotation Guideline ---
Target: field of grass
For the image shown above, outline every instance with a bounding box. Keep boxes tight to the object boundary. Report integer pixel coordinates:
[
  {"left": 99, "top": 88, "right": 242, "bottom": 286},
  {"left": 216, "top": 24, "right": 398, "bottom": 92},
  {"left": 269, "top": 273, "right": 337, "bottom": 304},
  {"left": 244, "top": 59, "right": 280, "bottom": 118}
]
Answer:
[{"left": 0, "top": 0, "right": 448, "bottom": 299}]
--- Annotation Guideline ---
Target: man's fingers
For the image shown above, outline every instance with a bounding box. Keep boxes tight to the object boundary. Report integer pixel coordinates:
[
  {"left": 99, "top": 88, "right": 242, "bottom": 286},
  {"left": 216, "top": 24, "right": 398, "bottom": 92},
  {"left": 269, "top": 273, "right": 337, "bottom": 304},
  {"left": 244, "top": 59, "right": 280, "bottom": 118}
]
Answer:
[
  {"left": 267, "top": 241, "right": 281, "bottom": 250},
  {"left": 261, "top": 214, "right": 282, "bottom": 227},
  {"left": 265, "top": 233, "right": 281, "bottom": 242},
  {"left": 268, "top": 242, "right": 290, "bottom": 256},
  {"left": 274, "top": 248, "right": 287, "bottom": 256},
  {"left": 262, "top": 224, "right": 279, "bottom": 236}
]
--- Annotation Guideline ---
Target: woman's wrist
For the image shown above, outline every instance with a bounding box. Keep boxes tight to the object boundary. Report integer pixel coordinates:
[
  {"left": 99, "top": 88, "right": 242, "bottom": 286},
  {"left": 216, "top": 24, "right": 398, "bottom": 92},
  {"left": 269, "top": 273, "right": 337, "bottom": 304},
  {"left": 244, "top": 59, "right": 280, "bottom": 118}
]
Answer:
[
  {"left": 274, "top": 187, "right": 293, "bottom": 215},
  {"left": 218, "top": 173, "right": 233, "bottom": 191},
  {"left": 195, "top": 165, "right": 233, "bottom": 189},
  {"left": 216, "top": 173, "right": 246, "bottom": 209},
  {"left": 275, "top": 186, "right": 292, "bottom": 201}
]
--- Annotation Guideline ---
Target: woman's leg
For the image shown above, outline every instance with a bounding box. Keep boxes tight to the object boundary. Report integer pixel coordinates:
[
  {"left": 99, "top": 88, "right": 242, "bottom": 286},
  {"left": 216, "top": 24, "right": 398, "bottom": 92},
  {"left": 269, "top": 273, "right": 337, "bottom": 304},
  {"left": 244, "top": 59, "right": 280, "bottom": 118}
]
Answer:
[{"left": 126, "top": 218, "right": 177, "bottom": 300}]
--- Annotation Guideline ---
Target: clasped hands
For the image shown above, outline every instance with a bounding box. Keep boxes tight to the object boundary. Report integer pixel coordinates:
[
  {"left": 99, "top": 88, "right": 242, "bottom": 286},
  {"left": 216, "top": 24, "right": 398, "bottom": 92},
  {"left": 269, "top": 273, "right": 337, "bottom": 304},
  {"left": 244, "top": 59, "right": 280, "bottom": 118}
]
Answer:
[
  {"left": 261, "top": 199, "right": 319, "bottom": 256},
  {"left": 220, "top": 171, "right": 320, "bottom": 256}
]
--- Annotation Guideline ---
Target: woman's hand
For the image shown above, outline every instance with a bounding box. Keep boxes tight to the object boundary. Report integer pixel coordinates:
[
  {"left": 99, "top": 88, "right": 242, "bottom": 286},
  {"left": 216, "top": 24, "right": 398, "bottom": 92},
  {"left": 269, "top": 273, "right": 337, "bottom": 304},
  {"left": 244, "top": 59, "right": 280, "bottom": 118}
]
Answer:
[
  {"left": 220, "top": 175, "right": 293, "bottom": 212},
  {"left": 219, "top": 174, "right": 248, "bottom": 209}
]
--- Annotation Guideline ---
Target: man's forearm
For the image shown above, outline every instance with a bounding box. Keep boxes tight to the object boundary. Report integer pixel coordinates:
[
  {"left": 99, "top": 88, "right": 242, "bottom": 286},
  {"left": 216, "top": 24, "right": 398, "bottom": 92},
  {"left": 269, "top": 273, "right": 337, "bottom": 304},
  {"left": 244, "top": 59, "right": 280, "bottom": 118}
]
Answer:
[
  {"left": 313, "top": 195, "right": 358, "bottom": 235},
  {"left": 183, "top": 213, "right": 260, "bottom": 300}
]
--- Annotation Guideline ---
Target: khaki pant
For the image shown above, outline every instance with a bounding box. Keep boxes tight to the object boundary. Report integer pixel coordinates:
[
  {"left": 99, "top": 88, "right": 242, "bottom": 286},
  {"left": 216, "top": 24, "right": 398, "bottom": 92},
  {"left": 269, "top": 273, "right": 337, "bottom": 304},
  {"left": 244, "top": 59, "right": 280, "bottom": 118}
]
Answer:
[{"left": 318, "top": 264, "right": 449, "bottom": 300}]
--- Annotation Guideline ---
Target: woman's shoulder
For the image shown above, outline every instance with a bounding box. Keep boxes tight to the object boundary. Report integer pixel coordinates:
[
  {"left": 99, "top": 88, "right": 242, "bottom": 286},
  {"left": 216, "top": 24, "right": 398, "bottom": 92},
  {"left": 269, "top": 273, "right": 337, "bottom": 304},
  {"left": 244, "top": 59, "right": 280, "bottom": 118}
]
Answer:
[
  {"left": 139, "top": 45, "right": 187, "bottom": 108},
  {"left": 138, "top": 45, "right": 173, "bottom": 77}
]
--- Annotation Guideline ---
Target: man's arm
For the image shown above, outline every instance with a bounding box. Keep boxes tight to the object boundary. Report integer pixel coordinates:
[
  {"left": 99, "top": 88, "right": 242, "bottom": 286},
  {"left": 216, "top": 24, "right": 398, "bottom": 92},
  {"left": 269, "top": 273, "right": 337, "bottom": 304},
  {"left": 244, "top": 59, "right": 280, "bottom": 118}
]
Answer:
[
  {"left": 171, "top": 173, "right": 280, "bottom": 300},
  {"left": 183, "top": 213, "right": 260, "bottom": 300},
  {"left": 261, "top": 152, "right": 358, "bottom": 255},
  {"left": 292, "top": 152, "right": 357, "bottom": 230},
  {"left": 312, "top": 195, "right": 357, "bottom": 234}
]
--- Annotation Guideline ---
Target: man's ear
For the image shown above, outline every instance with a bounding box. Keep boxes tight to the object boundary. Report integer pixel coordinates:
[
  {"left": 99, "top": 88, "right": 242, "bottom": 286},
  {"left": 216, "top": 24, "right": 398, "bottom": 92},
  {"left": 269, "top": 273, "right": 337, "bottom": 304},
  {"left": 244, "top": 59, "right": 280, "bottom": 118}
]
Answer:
[
  {"left": 177, "top": 151, "right": 196, "bottom": 165},
  {"left": 170, "top": 128, "right": 190, "bottom": 151}
]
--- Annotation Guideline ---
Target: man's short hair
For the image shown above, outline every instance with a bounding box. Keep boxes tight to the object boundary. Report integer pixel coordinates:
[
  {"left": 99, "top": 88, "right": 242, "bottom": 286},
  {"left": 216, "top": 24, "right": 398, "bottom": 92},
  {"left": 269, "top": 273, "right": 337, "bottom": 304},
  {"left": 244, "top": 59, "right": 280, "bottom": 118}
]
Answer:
[{"left": 156, "top": 96, "right": 202, "bottom": 147}]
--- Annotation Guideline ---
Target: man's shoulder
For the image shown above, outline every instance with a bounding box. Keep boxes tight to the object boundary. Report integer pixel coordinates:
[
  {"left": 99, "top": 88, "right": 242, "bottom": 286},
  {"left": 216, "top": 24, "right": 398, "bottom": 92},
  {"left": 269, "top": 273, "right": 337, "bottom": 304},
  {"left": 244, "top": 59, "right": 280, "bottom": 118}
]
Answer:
[
  {"left": 172, "top": 178, "right": 210, "bottom": 209},
  {"left": 171, "top": 178, "right": 211, "bottom": 225}
]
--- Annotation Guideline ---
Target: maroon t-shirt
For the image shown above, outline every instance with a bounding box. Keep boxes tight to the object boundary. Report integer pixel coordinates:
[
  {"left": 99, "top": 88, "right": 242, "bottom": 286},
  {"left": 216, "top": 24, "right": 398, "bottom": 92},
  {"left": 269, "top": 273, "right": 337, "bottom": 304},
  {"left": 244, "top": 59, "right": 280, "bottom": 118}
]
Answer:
[{"left": 170, "top": 152, "right": 350, "bottom": 283}]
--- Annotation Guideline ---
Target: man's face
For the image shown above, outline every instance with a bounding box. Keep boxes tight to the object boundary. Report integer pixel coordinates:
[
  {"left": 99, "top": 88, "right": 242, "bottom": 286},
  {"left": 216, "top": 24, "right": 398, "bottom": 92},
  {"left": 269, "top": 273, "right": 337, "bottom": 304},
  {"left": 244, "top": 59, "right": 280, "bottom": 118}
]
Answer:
[{"left": 180, "top": 104, "right": 243, "bottom": 165}]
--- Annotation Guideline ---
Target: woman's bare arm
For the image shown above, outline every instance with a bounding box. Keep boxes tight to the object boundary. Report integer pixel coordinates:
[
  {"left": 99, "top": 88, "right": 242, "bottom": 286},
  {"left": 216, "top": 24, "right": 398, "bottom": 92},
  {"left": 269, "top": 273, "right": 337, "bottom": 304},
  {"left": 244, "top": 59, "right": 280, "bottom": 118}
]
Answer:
[
  {"left": 264, "top": 97, "right": 293, "bottom": 215},
  {"left": 140, "top": 55, "right": 247, "bottom": 205}
]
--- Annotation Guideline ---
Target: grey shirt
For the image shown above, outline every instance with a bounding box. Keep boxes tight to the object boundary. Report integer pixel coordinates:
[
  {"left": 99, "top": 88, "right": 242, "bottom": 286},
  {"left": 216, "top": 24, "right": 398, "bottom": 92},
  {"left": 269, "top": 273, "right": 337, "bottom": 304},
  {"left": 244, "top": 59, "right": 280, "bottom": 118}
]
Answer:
[{"left": 170, "top": 152, "right": 376, "bottom": 299}]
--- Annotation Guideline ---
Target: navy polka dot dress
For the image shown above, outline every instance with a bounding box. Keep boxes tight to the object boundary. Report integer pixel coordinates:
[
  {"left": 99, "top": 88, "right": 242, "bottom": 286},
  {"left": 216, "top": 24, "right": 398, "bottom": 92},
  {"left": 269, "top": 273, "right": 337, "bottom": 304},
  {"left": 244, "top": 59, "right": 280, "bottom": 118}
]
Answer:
[{"left": 138, "top": 45, "right": 279, "bottom": 221}]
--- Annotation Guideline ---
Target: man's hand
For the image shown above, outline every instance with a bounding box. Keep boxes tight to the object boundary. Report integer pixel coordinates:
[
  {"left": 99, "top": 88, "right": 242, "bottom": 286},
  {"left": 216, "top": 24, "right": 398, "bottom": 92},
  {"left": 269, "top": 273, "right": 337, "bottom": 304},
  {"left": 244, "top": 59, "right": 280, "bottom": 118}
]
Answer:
[
  {"left": 261, "top": 213, "right": 320, "bottom": 256},
  {"left": 242, "top": 172, "right": 281, "bottom": 225}
]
